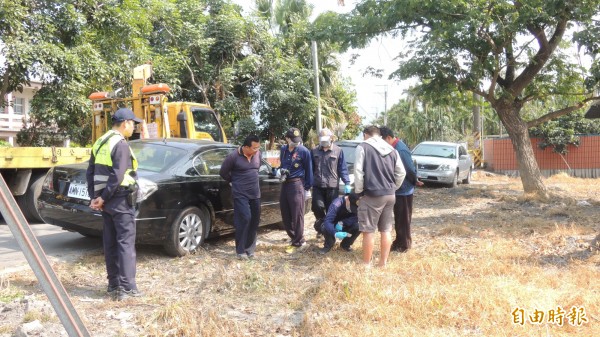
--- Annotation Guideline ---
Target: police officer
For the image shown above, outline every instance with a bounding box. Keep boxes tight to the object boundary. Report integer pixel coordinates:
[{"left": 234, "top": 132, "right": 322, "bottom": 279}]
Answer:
[
  {"left": 86, "top": 108, "right": 142, "bottom": 301},
  {"left": 279, "top": 127, "right": 313, "bottom": 254},
  {"left": 311, "top": 128, "right": 350, "bottom": 234},
  {"left": 318, "top": 193, "right": 361, "bottom": 254}
]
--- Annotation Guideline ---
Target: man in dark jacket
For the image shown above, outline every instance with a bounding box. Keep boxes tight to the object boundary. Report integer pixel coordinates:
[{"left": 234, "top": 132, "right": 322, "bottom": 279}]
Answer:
[
  {"left": 317, "top": 193, "right": 361, "bottom": 254},
  {"left": 380, "top": 127, "right": 423, "bottom": 253},
  {"left": 219, "top": 135, "right": 262, "bottom": 260},
  {"left": 279, "top": 127, "right": 313, "bottom": 254},
  {"left": 354, "top": 126, "right": 405, "bottom": 267},
  {"left": 86, "top": 108, "right": 142, "bottom": 301},
  {"left": 311, "top": 128, "right": 351, "bottom": 235}
]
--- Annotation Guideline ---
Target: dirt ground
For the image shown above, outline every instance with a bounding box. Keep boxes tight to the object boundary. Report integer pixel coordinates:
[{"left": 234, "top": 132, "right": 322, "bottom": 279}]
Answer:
[{"left": 1, "top": 171, "right": 599, "bottom": 336}]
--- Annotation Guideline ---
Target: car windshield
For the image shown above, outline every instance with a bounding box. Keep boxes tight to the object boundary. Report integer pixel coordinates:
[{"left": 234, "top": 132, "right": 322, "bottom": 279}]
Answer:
[
  {"left": 191, "top": 108, "right": 223, "bottom": 142},
  {"left": 338, "top": 143, "right": 358, "bottom": 171},
  {"left": 412, "top": 144, "right": 457, "bottom": 159},
  {"left": 130, "top": 142, "right": 187, "bottom": 173}
]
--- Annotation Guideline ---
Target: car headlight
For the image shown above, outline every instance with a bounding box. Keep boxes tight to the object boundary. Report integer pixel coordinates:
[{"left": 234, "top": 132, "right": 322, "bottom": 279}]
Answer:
[
  {"left": 438, "top": 164, "right": 452, "bottom": 171},
  {"left": 137, "top": 177, "right": 158, "bottom": 202}
]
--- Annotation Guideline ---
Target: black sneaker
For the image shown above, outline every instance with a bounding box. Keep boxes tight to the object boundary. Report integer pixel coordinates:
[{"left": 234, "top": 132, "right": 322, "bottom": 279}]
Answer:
[
  {"left": 340, "top": 246, "right": 354, "bottom": 252},
  {"left": 107, "top": 285, "right": 119, "bottom": 300},
  {"left": 117, "top": 287, "right": 143, "bottom": 301}
]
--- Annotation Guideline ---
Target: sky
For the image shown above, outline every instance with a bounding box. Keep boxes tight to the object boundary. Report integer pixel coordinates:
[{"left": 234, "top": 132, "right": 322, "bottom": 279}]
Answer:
[{"left": 236, "top": 0, "right": 409, "bottom": 124}]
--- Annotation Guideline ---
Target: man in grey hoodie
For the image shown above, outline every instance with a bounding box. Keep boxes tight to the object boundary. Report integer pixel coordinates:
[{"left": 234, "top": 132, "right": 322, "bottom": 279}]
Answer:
[{"left": 354, "top": 126, "right": 406, "bottom": 267}]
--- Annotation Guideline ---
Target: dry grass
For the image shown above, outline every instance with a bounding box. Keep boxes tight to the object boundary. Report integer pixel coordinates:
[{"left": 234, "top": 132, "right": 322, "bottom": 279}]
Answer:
[{"left": 3, "top": 172, "right": 600, "bottom": 336}]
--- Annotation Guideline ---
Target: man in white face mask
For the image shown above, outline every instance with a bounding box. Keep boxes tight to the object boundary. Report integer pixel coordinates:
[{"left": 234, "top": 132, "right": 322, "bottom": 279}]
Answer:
[
  {"left": 279, "top": 128, "right": 313, "bottom": 254},
  {"left": 310, "top": 128, "right": 351, "bottom": 244}
]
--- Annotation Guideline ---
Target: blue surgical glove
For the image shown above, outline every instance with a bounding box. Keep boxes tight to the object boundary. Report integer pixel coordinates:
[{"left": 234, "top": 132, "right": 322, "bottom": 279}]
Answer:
[
  {"left": 335, "top": 232, "right": 348, "bottom": 240},
  {"left": 344, "top": 184, "right": 352, "bottom": 194},
  {"left": 335, "top": 222, "right": 343, "bottom": 232}
]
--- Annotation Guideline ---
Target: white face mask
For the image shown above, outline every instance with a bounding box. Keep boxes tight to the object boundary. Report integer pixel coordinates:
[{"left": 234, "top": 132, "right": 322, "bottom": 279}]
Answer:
[{"left": 319, "top": 135, "right": 332, "bottom": 147}]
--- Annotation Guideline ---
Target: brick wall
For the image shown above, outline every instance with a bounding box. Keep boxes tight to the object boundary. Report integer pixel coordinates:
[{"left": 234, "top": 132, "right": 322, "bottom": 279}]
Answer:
[{"left": 483, "top": 135, "right": 600, "bottom": 177}]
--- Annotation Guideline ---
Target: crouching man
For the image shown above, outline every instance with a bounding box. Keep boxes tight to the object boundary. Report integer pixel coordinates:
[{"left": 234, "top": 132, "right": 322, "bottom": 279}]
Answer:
[{"left": 317, "top": 193, "right": 361, "bottom": 254}]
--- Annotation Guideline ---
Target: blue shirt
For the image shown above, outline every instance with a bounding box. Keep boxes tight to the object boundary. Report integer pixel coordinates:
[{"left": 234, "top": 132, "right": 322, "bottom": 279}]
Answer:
[
  {"left": 280, "top": 144, "right": 313, "bottom": 191},
  {"left": 322, "top": 196, "right": 359, "bottom": 237},
  {"left": 393, "top": 139, "right": 417, "bottom": 195}
]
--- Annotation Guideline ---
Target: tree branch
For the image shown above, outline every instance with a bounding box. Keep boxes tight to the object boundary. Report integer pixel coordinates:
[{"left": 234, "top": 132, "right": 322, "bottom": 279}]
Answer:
[
  {"left": 526, "top": 96, "right": 600, "bottom": 127},
  {"left": 510, "top": 18, "right": 568, "bottom": 96}
]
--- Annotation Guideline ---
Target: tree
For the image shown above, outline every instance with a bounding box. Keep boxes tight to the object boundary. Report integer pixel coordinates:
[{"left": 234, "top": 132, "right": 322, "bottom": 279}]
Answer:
[
  {"left": 255, "top": 0, "right": 362, "bottom": 143},
  {"left": 313, "top": 0, "right": 600, "bottom": 195},
  {"left": 3, "top": 0, "right": 154, "bottom": 146}
]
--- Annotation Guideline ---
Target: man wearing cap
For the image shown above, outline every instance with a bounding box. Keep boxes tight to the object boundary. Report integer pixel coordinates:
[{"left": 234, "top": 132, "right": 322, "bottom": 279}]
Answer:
[
  {"left": 86, "top": 107, "right": 143, "bottom": 301},
  {"left": 279, "top": 127, "right": 313, "bottom": 253},
  {"left": 310, "top": 128, "right": 351, "bottom": 237},
  {"left": 317, "top": 193, "right": 361, "bottom": 254},
  {"left": 354, "top": 125, "right": 406, "bottom": 268}
]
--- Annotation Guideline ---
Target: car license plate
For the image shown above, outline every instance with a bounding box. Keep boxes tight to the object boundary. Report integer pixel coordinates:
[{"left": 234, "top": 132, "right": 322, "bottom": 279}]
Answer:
[
  {"left": 67, "top": 183, "right": 90, "bottom": 200},
  {"left": 417, "top": 172, "right": 427, "bottom": 178}
]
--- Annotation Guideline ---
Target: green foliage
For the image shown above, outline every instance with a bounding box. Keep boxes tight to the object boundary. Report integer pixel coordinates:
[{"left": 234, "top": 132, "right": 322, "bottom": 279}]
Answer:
[
  {"left": 529, "top": 111, "right": 600, "bottom": 154},
  {"left": 251, "top": 51, "right": 318, "bottom": 139},
  {"left": 232, "top": 117, "right": 261, "bottom": 145},
  {"left": 2, "top": 0, "right": 359, "bottom": 148}
]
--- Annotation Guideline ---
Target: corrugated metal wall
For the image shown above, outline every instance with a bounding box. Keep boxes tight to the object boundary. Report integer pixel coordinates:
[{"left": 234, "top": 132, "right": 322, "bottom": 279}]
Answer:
[{"left": 483, "top": 135, "right": 600, "bottom": 178}]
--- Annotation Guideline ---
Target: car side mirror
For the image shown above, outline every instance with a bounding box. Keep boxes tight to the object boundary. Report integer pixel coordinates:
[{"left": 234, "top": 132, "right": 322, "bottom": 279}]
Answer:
[{"left": 459, "top": 154, "right": 469, "bottom": 160}]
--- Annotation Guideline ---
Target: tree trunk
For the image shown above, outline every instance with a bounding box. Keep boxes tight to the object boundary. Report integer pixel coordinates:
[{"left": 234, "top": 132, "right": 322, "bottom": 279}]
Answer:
[
  {"left": 268, "top": 129, "right": 275, "bottom": 150},
  {"left": 496, "top": 103, "right": 548, "bottom": 196},
  {"left": 473, "top": 94, "right": 481, "bottom": 135}
]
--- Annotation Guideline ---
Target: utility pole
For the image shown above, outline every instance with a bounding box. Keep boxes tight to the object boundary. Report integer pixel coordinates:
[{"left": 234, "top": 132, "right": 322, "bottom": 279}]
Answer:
[
  {"left": 376, "top": 85, "right": 388, "bottom": 125},
  {"left": 311, "top": 40, "right": 322, "bottom": 133},
  {"left": 372, "top": 106, "right": 379, "bottom": 122}
]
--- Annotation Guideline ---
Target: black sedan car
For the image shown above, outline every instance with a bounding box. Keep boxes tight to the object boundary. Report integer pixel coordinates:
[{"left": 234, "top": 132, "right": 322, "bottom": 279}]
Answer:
[{"left": 38, "top": 139, "right": 295, "bottom": 257}]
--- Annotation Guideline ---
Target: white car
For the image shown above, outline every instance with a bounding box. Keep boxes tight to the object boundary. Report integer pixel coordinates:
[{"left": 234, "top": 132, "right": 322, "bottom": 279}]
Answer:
[{"left": 412, "top": 141, "right": 473, "bottom": 187}]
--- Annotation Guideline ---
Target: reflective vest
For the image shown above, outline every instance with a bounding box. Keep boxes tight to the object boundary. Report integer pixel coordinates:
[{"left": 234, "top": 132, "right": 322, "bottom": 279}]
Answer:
[{"left": 91, "top": 130, "right": 138, "bottom": 192}]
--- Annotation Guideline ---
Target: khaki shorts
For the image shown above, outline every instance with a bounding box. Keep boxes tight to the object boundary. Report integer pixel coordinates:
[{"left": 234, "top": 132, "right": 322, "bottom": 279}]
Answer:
[{"left": 358, "top": 194, "right": 396, "bottom": 233}]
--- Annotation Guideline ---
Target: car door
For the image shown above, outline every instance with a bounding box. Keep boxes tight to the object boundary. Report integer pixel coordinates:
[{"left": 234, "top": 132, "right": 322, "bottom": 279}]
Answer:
[
  {"left": 258, "top": 159, "right": 282, "bottom": 225},
  {"left": 457, "top": 145, "right": 470, "bottom": 179},
  {"left": 193, "top": 147, "right": 235, "bottom": 233}
]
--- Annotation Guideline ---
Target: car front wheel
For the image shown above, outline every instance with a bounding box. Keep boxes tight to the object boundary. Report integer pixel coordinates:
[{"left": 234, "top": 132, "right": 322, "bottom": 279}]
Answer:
[
  {"left": 462, "top": 168, "right": 472, "bottom": 184},
  {"left": 449, "top": 170, "right": 459, "bottom": 188},
  {"left": 164, "top": 205, "right": 210, "bottom": 257}
]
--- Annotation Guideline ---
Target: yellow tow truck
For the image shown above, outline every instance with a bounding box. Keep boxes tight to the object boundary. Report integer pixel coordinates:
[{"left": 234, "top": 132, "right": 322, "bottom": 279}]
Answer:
[{"left": 1, "top": 64, "right": 227, "bottom": 222}]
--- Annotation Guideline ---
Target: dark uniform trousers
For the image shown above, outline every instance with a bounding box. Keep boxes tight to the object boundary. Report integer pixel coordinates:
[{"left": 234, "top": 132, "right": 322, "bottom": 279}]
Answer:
[
  {"left": 280, "top": 178, "right": 305, "bottom": 247},
  {"left": 323, "top": 222, "right": 360, "bottom": 250},
  {"left": 102, "top": 191, "right": 137, "bottom": 291},
  {"left": 311, "top": 187, "right": 339, "bottom": 221},
  {"left": 233, "top": 197, "right": 261, "bottom": 255},
  {"left": 392, "top": 194, "right": 413, "bottom": 252}
]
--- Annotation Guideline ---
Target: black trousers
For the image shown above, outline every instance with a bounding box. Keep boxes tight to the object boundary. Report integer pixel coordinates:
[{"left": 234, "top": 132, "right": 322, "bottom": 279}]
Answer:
[
  {"left": 323, "top": 221, "right": 360, "bottom": 250},
  {"left": 233, "top": 197, "right": 261, "bottom": 255},
  {"left": 392, "top": 194, "right": 414, "bottom": 252},
  {"left": 311, "top": 186, "right": 339, "bottom": 221},
  {"left": 280, "top": 179, "right": 305, "bottom": 247},
  {"left": 101, "top": 194, "right": 137, "bottom": 291}
]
